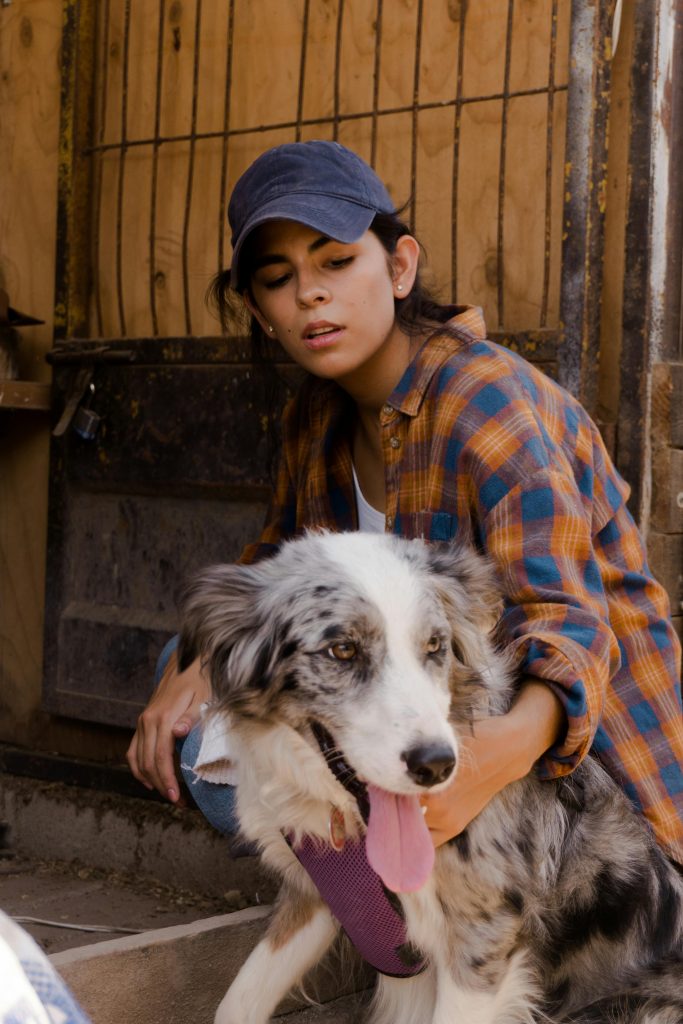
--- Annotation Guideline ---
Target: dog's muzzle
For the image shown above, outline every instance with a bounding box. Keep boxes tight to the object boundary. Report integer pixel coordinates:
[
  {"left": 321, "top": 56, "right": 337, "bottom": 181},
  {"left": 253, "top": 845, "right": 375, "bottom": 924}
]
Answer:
[{"left": 283, "top": 720, "right": 428, "bottom": 979}]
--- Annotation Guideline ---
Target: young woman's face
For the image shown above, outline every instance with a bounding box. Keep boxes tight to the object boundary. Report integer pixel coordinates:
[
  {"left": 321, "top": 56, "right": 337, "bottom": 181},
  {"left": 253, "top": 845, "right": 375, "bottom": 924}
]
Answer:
[{"left": 244, "top": 220, "right": 417, "bottom": 394}]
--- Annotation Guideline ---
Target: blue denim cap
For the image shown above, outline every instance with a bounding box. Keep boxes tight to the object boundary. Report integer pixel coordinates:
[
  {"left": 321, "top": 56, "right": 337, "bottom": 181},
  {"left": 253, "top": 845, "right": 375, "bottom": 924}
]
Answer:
[{"left": 228, "top": 140, "right": 396, "bottom": 287}]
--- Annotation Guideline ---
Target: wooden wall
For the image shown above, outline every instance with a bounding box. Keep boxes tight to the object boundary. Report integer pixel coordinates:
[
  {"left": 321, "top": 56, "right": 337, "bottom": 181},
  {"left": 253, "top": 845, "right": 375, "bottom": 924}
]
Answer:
[
  {"left": 0, "top": 0, "right": 60, "bottom": 747},
  {"left": 90, "top": 0, "right": 569, "bottom": 341},
  {"left": 0, "top": 0, "right": 125, "bottom": 759},
  {"left": 0, "top": 0, "right": 674, "bottom": 764}
]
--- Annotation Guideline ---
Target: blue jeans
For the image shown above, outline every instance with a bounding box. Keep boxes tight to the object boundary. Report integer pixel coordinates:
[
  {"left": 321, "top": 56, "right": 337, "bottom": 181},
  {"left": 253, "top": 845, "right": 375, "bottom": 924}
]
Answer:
[{"left": 156, "top": 636, "right": 240, "bottom": 838}]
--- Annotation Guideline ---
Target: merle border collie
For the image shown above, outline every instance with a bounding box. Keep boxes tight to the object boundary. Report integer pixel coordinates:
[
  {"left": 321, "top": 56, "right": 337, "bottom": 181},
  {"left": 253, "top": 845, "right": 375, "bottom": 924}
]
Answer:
[{"left": 179, "top": 532, "right": 683, "bottom": 1024}]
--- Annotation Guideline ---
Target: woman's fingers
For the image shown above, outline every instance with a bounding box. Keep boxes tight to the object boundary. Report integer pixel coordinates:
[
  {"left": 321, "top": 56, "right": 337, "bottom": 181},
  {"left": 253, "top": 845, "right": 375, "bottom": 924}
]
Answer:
[
  {"left": 126, "top": 655, "right": 210, "bottom": 801},
  {"left": 125, "top": 730, "right": 153, "bottom": 790}
]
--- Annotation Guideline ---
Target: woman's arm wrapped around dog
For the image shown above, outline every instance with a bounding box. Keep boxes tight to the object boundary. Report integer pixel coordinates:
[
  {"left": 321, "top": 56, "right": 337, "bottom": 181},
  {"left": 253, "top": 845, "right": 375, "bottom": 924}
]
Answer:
[{"left": 422, "top": 678, "right": 565, "bottom": 846}]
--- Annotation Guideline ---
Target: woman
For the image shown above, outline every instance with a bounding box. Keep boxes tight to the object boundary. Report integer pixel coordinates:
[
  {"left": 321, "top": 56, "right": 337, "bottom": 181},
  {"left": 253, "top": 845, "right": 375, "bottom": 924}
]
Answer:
[{"left": 127, "top": 140, "right": 683, "bottom": 863}]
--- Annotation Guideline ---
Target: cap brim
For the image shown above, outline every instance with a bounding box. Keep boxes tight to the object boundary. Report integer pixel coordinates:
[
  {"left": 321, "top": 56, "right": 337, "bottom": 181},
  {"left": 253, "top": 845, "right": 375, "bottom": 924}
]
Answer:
[{"left": 229, "top": 194, "right": 379, "bottom": 288}]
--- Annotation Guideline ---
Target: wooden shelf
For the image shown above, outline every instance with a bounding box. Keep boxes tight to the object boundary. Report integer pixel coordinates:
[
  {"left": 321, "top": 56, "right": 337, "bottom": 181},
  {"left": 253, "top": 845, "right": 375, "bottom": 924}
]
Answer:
[{"left": 0, "top": 380, "right": 51, "bottom": 412}]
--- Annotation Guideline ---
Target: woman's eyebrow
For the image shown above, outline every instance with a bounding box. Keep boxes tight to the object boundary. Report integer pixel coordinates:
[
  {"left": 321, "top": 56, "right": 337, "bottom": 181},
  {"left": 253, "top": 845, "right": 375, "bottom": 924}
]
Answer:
[{"left": 252, "top": 235, "right": 334, "bottom": 271}]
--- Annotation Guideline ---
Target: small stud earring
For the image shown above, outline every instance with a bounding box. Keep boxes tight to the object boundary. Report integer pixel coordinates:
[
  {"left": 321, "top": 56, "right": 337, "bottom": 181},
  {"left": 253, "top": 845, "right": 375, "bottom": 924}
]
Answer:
[
  {"left": 396, "top": 284, "right": 404, "bottom": 292},
  {"left": 268, "top": 325, "right": 274, "bottom": 333}
]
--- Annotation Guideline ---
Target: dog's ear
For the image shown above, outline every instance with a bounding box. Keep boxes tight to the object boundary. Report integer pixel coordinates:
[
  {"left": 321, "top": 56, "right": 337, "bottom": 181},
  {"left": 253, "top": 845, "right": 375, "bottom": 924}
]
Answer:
[
  {"left": 178, "top": 563, "right": 274, "bottom": 700},
  {"left": 425, "top": 542, "right": 503, "bottom": 658}
]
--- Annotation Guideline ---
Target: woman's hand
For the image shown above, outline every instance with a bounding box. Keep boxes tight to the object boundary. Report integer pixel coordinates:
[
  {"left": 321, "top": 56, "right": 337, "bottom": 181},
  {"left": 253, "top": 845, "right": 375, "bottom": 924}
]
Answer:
[
  {"left": 422, "top": 680, "right": 564, "bottom": 846},
  {"left": 126, "top": 652, "right": 211, "bottom": 803}
]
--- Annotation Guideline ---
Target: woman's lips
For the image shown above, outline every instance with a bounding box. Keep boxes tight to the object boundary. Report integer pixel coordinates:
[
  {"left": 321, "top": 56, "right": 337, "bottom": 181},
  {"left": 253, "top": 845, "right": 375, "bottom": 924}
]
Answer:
[{"left": 302, "top": 323, "right": 344, "bottom": 350}]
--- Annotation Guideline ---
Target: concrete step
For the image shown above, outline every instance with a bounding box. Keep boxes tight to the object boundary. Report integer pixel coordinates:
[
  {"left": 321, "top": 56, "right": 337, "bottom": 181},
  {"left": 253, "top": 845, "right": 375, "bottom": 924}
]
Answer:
[
  {"left": 0, "top": 773, "right": 275, "bottom": 902},
  {"left": 3, "top": 773, "right": 371, "bottom": 1021},
  {"left": 51, "top": 909, "right": 371, "bottom": 1024}
]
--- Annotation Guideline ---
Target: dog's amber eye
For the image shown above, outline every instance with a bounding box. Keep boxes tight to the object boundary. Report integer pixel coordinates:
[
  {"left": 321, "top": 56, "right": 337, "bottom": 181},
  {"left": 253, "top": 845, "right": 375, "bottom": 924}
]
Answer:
[
  {"left": 426, "top": 635, "right": 442, "bottom": 654},
  {"left": 328, "top": 641, "right": 357, "bottom": 661}
]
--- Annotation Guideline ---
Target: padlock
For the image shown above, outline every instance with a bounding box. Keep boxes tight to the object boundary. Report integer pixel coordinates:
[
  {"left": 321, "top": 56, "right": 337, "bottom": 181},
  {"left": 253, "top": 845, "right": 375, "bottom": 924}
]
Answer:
[{"left": 72, "top": 382, "right": 102, "bottom": 441}]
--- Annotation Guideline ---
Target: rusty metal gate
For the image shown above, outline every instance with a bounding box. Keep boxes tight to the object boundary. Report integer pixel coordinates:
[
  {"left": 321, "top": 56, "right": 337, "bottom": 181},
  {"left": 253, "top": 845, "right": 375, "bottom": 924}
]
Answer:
[
  {"left": 621, "top": 0, "right": 683, "bottom": 643},
  {"left": 44, "top": 0, "right": 617, "bottom": 727}
]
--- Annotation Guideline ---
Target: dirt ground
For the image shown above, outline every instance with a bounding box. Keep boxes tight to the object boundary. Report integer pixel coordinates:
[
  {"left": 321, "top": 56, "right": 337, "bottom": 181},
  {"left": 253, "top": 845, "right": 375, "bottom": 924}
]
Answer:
[{"left": 0, "top": 850, "right": 254, "bottom": 955}]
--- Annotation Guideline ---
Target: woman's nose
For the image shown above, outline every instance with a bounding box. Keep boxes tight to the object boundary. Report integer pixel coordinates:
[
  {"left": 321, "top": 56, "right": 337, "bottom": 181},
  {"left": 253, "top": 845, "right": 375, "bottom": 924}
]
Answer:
[{"left": 296, "top": 276, "right": 330, "bottom": 308}]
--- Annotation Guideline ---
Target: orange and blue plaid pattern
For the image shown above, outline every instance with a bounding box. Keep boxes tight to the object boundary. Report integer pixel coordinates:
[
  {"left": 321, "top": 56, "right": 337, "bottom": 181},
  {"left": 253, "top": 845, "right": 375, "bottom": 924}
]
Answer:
[{"left": 240, "top": 307, "right": 683, "bottom": 863}]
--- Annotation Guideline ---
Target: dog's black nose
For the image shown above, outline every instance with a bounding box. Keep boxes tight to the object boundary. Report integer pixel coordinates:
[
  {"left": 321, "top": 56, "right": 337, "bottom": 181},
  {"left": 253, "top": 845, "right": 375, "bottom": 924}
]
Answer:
[{"left": 402, "top": 743, "right": 456, "bottom": 787}]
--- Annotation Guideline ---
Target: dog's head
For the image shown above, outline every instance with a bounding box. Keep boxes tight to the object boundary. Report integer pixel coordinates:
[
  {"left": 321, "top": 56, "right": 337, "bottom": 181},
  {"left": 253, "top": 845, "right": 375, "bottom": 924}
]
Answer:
[{"left": 179, "top": 532, "right": 507, "bottom": 798}]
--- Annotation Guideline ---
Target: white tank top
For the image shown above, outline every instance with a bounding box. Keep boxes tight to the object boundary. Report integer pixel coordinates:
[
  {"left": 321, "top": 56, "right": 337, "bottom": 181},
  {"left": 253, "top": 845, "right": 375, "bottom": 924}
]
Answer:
[{"left": 352, "top": 465, "right": 385, "bottom": 534}]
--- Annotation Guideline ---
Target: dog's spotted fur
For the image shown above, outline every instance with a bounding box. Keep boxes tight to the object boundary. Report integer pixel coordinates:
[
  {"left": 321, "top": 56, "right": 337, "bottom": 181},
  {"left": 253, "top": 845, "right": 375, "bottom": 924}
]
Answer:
[{"left": 179, "top": 532, "right": 683, "bottom": 1024}]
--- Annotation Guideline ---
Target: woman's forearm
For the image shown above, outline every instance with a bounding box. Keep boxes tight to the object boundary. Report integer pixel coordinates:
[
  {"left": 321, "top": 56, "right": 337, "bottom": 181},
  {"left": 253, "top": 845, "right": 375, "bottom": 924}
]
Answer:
[{"left": 422, "top": 677, "right": 565, "bottom": 846}]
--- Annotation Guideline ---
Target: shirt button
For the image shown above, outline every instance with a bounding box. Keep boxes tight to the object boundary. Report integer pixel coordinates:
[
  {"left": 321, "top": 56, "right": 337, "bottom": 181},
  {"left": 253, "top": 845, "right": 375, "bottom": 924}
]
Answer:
[
  {"left": 386, "top": 515, "right": 394, "bottom": 529},
  {"left": 382, "top": 403, "right": 393, "bottom": 416},
  {"left": 389, "top": 436, "right": 401, "bottom": 449}
]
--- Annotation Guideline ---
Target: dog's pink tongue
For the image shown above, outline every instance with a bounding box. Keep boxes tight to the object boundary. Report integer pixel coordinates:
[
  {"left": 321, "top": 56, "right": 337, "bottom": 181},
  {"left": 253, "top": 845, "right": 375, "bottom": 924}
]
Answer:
[{"left": 366, "top": 784, "right": 435, "bottom": 893}]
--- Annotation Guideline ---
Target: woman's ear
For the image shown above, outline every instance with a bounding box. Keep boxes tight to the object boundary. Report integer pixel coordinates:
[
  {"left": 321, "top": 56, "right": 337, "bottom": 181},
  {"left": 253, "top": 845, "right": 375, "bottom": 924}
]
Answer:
[
  {"left": 392, "top": 234, "right": 421, "bottom": 298},
  {"left": 242, "top": 289, "right": 272, "bottom": 336}
]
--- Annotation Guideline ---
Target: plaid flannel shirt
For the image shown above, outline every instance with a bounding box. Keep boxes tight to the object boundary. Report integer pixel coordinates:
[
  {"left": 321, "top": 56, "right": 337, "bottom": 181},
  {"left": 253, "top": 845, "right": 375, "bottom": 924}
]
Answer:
[{"left": 240, "top": 306, "right": 683, "bottom": 863}]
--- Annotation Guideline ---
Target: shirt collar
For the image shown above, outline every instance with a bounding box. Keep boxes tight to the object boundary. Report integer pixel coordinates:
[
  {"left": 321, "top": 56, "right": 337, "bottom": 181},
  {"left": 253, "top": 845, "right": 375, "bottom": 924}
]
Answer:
[
  {"left": 387, "top": 305, "right": 487, "bottom": 418},
  {"left": 307, "top": 304, "right": 487, "bottom": 422}
]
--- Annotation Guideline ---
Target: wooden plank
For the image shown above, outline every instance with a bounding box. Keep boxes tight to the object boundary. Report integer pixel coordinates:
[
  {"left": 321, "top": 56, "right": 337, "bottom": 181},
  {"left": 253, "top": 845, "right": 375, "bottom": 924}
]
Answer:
[
  {"left": 195, "top": 2, "right": 232, "bottom": 137},
  {"left": 120, "top": 148, "right": 155, "bottom": 337},
  {"left": 300, "top": 0, "right": 340, "bottom": 125},
  {"left": 230, "top": 0, "right": 303, "bottom": 130},
  {"left": 0, "top": 2, "right": 58, "bottom": 749},
  {"left": 0, "top": 3, "right": 61, "bottom": 363},
  {"left": 652, "top": 362, "right": 683, "bottom": 448},
  {"left": 125, "top": 0, "right": 161, "bottom": 143},
  {"left": 418, "top": 1, "right": 460, "bottom": 106},
  {"left": 461, "top": 0, "right": 507, "bottom": 98},
  {"left": 456, "top": 98, "right": 503, "bottom": 330},
  {"left": 159, "top": 0, "right": 200, "bottom": 140},
  {"left": 337, "top": 0, "right": 376, "bottom": 117},
  {"left": 376, "top": 0, "right": 419, "bottom": 112},
  {"left": 509, "top": 0, "right": 556, "bottom": 94},
  {"left": 0, "top": 381, "right": 51, "bottom": 411},
  {"left": 186, "top": 136, "right": 229, "bottom": 335},
  {"left": 648, "top": 531, "right": 683, "bottom": 615},
  {"left": 651, "top": 447, "right": 683, "bottom": 534},
  {"left": 94, "top": 151, "right": 121, "bottom": 335},
  {"left": 504, "top": 93, "right": 551, "bottom": 330},
  {"left": 375, "top": 112, "right": 414, "bottom": 214},
  {"left": 414, "top": 106, "right": 457, "bottom": 300}
]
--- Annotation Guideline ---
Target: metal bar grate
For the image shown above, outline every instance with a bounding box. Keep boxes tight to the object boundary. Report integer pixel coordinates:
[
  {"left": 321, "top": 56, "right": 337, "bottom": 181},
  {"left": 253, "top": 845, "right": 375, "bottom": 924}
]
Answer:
[
  {"left": 84, "top": 87, "right": 569, "bottom": 157},
  {"left": 64, "top": 0, "right": 599, "bottom": 356}
]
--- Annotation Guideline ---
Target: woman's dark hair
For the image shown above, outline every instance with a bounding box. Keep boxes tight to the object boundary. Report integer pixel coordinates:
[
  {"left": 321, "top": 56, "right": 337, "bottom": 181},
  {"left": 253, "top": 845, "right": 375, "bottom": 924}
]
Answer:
[{"left": 206, "top": 211, "right": 457, "bottom": 477}]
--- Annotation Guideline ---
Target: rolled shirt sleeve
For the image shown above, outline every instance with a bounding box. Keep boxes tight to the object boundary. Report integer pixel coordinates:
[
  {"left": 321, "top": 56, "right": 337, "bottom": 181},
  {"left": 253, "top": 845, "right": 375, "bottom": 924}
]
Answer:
[{"left": 481, "top": 467, "right": 622, "bottom": 777}]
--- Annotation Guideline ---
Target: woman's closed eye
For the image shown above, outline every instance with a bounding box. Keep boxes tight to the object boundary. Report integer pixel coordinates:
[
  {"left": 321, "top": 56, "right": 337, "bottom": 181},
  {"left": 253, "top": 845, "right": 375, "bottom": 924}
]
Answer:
[
  {"left": 261, "top": 272, "right": 292, "bottom": 290},
  {"left": 327, "top": 256, "right": 354, "bottom": 270}
]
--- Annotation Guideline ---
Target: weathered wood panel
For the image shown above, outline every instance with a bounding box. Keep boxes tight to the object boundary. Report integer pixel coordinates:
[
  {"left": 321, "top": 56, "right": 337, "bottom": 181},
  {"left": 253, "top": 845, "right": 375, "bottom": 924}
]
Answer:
[
  {"left": 43, "top": 338, "right": 296, "bottom": 727},
  {"left": 48, "top": 493, "right": 267, "bottom": 727},
  {"left": 652, "top": 362, "right": 683, "bottom": 449},
  {"left": 648, "top": 531, "right": 683, "bottom": 618},
  {"left": 651, "top": 448, "right": 683, "bottom": 535}
]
